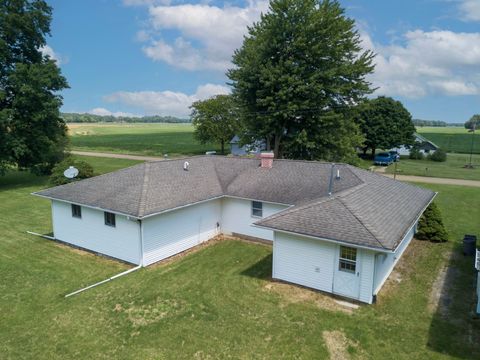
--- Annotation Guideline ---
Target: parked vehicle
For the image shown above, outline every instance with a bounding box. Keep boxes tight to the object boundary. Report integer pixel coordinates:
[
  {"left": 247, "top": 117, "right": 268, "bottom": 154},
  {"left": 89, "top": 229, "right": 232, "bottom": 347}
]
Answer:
[
  {"left": 388, "top": 150, "right": 400, "bottom": 162},
  {"left": 374, "top": 152, "right": 395, "bottom": 166}
]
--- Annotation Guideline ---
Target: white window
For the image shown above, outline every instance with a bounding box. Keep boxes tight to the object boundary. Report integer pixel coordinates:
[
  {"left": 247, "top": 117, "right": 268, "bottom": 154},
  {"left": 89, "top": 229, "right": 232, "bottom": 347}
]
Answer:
[
  {"left": 251, "top": 201, "right": 263, "bottom": 218},
  {"left": 339, "top": 246, "right": 357, "bottom": 273}
]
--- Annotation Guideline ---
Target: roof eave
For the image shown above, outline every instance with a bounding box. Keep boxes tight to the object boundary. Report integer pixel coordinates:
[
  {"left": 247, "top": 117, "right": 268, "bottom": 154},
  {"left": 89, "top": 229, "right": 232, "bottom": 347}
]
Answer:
[
  {"left": 252, "top": 224, "right": 395, "bottom": 253},
  {"left": 31, "top": 192, "right": 141, "bottom": 220}
]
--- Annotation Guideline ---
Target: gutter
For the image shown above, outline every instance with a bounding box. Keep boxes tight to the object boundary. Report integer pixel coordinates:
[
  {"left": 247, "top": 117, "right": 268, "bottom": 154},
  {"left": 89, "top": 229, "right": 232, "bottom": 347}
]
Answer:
[{"left": 252, "top": 224, "right": 395, "bottom": 253}]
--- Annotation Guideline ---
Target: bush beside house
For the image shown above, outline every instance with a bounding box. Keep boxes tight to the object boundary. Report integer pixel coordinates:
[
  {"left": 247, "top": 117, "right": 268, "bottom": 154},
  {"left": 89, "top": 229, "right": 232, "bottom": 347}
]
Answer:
[
  {"left": 428, "top": 148, "right": 447, "bottom": 162},
  {"left": 49, "top": 158, "right": 94, "bottom": 186},
  {"left": 416, "top": 202, "right": 448, "bottom": 242}
]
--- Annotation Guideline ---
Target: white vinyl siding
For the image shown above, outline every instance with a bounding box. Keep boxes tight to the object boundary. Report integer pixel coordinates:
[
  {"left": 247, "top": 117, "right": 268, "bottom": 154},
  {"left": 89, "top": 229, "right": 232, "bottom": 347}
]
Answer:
[
  {"left": 373, "top": 223, "right": 416, "bottom": 295},
  {"left": 142, "top": 199, "right": 221, "bottom": 266},
  {"left": 273, "top": 232, "right": 376, "bottom": 304},
  {"left": 222, "top": 197, "right": 288, "bottom": 241},
  {"left": 273, "top": 232, "right": 336, "bottom": 293},
  {"left": 51, "top": 200, "right": 141, "bottom": 264}
]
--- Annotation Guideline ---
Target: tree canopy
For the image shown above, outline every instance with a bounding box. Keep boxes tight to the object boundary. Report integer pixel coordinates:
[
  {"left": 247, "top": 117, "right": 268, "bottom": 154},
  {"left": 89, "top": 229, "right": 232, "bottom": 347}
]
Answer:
[
  {"left": 228, "top": 0, "right": 374, "bottom": 162},
  {"left": 0, "top": 0, "right": 69, "bottom": 175},
  {"left": 191, "top": 95, "right": 240, "bottom": 155},
  {"left": 465, "top": 114, "right": 480, "bottom": 130},
  {"left": 355, "top": 96, "right": 415, "bottom": 156}
]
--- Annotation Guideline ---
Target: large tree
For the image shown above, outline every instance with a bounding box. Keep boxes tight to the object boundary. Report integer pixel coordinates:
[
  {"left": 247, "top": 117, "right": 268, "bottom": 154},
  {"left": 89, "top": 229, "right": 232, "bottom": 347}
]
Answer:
[
  {"left": 228, "top": 0, "right": 374, "bottom": 161},
  {"left": 191, "top": 95, "right": 240, "bottom": 155},
  {"left": 0, "top": 0, "right": 69, "bottom": 175},
  {"left": 465, "top": 114, "right": 480, "bottom": 130},
  {"left": 355, "top": 96, "right": 415, "bottom": 157}
]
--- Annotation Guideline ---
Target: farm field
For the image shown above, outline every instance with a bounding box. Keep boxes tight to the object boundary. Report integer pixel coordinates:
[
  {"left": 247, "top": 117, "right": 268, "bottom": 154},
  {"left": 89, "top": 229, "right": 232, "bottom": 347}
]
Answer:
[
  {"left": 416, "top": 126, "right": 480, "bottom": 154},
  {"left": 0, "top": 156, "right": 479, "bottom": 359},
  {"left": 384, "top": 153, "right": 480, "bottom": 181},
  {"left": 68, "top": 123, "right": 222, "bottom": 157}
]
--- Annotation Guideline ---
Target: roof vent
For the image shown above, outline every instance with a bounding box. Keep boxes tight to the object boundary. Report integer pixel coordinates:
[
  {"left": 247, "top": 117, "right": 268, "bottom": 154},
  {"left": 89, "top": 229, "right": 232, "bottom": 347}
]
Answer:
[
  {"left": 336, "top": 169, "right": 341, "bottom": 180},
  {"left": 260, "top": 152, "right": 274, "bottom": 168},
  {"left": 183, "top": 161, "right": 189, "bottom": 171}
]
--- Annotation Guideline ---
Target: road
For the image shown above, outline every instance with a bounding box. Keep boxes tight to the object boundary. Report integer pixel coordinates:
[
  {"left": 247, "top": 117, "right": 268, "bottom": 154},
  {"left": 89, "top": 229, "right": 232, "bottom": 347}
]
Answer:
[{"left": 72, "top": 150, "right": 480, "bottom": 187}]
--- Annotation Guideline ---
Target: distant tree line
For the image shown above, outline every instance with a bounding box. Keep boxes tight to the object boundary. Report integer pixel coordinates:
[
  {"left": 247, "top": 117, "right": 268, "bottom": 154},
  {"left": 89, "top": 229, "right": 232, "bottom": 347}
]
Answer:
[
  {"left": 413, "top": 119, "right": 463, "bottom": 127},
  {"left": 465, "top": 114, "right": 480, "bottom": 130},
  {"left": 61, "top": 113, "right": 190, "bottom": 123}
]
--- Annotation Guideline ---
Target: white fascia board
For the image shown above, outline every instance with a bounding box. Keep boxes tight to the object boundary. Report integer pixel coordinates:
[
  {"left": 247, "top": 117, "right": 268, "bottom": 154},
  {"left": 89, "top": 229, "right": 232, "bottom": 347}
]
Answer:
[
  {"left": 253, "top": 224, "right": 393, "bottom": 254},
  {"left": 31, "top": 193, "right": 140, "bottom": 220}
]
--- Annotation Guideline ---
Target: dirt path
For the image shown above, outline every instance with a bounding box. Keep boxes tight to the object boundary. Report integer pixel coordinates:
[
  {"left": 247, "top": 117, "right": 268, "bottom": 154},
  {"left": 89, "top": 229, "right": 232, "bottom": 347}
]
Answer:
[
  {"left": 72, "top": 150, "right": 480, "bottom": 187},
  {"left": 71, "top": 150, "right": 165, "bottom": 162},
  {"left": 382, "top": 173, "right": 480, "bottom": 187}
]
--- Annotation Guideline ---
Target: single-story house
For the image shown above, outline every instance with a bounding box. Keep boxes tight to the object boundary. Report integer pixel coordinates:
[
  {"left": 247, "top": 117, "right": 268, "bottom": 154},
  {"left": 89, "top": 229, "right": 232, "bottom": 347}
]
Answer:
[
  {"left": 392, "top": 133, "right": 439, "bottom": 156},
  {"left": 230, "top": 135, "right": 266, "bottom": 156},
  {"left": 33, "top": 153, "right": 435, "bottom": 304}
]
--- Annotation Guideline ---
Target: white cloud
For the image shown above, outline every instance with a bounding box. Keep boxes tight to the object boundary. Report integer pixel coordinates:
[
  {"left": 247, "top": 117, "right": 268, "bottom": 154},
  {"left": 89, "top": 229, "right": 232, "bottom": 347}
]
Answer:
[
  {"left": 459, "top": 0, "right": 480, "bottom": 22},
  {"left": 40, "top": 45, "right": 65, "bottom": 64},
  {"left": 87, "top": 108, "right": 141, "bottom": 118},
  {"left": 103, "top": 83, "right": 230, "bottom": 117},
  {"left": 361, "top": 30, "right": 480, "bottom": 98},
  {"left": 141, "top": 1, "right": 269, "bottom": 71}
]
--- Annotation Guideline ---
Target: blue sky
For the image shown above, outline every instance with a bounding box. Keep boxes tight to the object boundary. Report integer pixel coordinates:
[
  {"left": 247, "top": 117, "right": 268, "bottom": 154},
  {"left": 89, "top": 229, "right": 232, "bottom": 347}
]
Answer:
[{"left": 46, "top": 0, "right": 480, "bottom": 122}]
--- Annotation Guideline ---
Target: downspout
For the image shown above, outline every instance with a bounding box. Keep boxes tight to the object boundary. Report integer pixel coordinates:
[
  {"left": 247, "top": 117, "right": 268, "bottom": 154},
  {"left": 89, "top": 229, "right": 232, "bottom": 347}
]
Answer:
[{"left": 139, "top": 219, "right": 145, "bottom": 267}]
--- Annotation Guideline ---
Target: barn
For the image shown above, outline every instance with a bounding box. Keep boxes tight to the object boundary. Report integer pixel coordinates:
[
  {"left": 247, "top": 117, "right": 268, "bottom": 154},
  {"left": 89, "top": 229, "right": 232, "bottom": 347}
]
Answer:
[{"left": 33, "top": 153, "right": 435, "bottom": 303}]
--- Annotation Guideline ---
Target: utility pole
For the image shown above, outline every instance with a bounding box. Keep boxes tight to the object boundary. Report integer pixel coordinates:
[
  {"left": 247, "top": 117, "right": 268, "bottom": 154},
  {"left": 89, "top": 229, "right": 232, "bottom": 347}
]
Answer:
[{"left": 468, "top": 123, "right": 476, "bottom": 169}]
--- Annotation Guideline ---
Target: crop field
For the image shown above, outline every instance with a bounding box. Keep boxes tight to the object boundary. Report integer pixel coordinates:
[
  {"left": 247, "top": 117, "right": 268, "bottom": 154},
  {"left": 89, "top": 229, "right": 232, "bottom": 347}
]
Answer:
[
  {"left": 416, "top": 127, "right": 480, "bottom": 154},
  {"left": 68, "top": 123, "right": 222, "bottom": 157},
  {"left": 0, "top": 155, "right": 479, "bottom": 359}
]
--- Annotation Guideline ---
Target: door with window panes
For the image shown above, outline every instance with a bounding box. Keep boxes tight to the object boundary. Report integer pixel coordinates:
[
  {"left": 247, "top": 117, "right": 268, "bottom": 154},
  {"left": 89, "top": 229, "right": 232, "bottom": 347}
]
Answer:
[{"left": 333, "top": 245, "right": 360, "bottom": 299}]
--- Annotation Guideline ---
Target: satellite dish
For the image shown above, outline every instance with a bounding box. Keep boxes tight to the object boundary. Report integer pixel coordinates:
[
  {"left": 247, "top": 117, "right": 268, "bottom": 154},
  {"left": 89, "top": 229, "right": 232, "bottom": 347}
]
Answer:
[{"left": 63, "top": 166, "right": 79, "bottom": 179}]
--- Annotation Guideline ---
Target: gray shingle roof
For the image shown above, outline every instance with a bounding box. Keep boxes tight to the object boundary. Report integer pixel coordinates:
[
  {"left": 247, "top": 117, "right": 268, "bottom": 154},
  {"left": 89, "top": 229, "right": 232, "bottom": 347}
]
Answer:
[{"left": 34, "top": 156, "right": 435, "bottom": 251}]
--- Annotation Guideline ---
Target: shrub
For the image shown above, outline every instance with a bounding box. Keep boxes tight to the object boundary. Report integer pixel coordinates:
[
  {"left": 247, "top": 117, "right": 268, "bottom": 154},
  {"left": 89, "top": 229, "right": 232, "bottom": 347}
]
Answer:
[
  {"left": 409, "top": 147, "right": 424, "bottom": 160},
  {"left": 49, "top": 157, "right": 95, "bottom": 186},
  {"left": 428, "top": 148, "right": 447, "bottom": 162},
  {"left": 416, "top": 202, "right": 448, "bottom": 242}
]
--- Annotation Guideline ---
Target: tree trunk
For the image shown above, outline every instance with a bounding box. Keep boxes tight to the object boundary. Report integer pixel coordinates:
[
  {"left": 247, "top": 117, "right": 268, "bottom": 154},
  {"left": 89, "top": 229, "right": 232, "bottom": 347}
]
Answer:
[
  {"left": 372, "top": 147, "right": 376, "bottom": 158},
  {"left": 221, "top": 140, "right": 225, "bottom": 155},
  {"left": 273, "top": 133, "right": 282, "bottom": 158}
]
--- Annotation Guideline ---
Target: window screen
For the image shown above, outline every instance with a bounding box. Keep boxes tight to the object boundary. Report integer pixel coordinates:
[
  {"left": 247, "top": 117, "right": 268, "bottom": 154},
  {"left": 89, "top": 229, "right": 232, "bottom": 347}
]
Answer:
[
  {"left": 251, "top": 201, "right": 263, "bottom": 217},
  {"left": 71, "top": 204, "right": 82, "bottom": 218},
  {"left": 104, "top": 212, "right": 116, "bottom": 227},
  {"left": 339, "top": 246, "right": 357, "bottom": 273}
]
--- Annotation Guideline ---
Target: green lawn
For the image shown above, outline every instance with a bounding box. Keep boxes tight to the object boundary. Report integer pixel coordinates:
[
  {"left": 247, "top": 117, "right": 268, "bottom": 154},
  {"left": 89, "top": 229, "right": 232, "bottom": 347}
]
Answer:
[
  {"left": 416, "top": 127, "right": 480, "bottom": 154},
  {"left": 69, "top": 122, "right": 223, "bottom": 157},
  {"left": 1, "top": 157, "right": 479, "bottom": 359},
  {"left": 384, "top": 153, "right": 480, "bottom": 181}
]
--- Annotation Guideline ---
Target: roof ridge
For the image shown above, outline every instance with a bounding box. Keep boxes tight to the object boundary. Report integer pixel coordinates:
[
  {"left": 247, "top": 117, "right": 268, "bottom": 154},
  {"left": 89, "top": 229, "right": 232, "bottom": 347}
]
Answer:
[
  {"left": 336, "top": 197, "right": 387, "bottom": 250},
  {"left": 138, "top": 162, "right": 151, "bottom": 217}
]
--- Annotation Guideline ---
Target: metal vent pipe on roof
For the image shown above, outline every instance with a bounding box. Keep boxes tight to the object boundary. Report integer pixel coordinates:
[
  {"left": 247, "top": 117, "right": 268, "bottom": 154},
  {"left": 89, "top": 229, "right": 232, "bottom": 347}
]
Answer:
[{"left": 328, "top": 163, "right": 335, "bottom": 196}]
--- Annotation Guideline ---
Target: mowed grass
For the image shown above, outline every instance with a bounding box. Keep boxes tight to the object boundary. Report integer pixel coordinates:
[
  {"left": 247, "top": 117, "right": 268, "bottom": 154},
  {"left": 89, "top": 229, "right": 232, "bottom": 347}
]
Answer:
[
  {"left": 1, "top": 157, "right": 479, "bottom": 359},
  {"left": 385, "top": 153, "right": 480, "bottom": 180},
  {"left": 69, "top": 123, "right": 222, "bottom": 156},
  {"left": 416, "top": 127, "right": 480, "bottom": 154}
]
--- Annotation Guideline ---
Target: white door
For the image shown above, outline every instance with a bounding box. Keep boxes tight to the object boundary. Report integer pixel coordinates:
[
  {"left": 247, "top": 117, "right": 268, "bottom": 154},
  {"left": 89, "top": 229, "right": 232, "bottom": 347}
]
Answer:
[{"left": 333, "top": 245, "right": 361, "bottom": 299}]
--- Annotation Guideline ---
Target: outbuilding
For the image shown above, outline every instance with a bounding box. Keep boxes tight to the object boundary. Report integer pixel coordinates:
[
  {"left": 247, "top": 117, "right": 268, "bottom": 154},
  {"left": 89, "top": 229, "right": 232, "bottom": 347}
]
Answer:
[{"left": 34, "top": 154, "right": 435, "bottom": 303}]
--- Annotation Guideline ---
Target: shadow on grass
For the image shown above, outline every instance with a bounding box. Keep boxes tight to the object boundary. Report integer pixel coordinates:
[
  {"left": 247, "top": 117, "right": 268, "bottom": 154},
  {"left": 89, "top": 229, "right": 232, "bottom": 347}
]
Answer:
[
  {"left": 0, "top": 170, "right": 47, "bottom": 190},
  {"left": 240, "top": 254, "right": 272, "bottom": 280},
  {"left": 427, "top": 242, "right": 480, "bottom": 358}
]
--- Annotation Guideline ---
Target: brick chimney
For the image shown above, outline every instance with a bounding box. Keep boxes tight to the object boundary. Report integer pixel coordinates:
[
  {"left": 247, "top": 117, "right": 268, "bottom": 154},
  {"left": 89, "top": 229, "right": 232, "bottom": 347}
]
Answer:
[{"left": 260, "top": 152, "right": 274, "bottom": 168}]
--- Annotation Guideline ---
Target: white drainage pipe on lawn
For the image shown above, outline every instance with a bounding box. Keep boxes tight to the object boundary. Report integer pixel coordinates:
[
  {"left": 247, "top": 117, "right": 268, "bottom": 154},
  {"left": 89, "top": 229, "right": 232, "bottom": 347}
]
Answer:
[
  {"left": 65, "top": 265, "right": 141, "bottom": 298},
  {"left": 26, "top": 231, "right": 55, "bottom": 240},
  {"left": 26, "top": 230, "right": 142, "bottom": 298}
]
